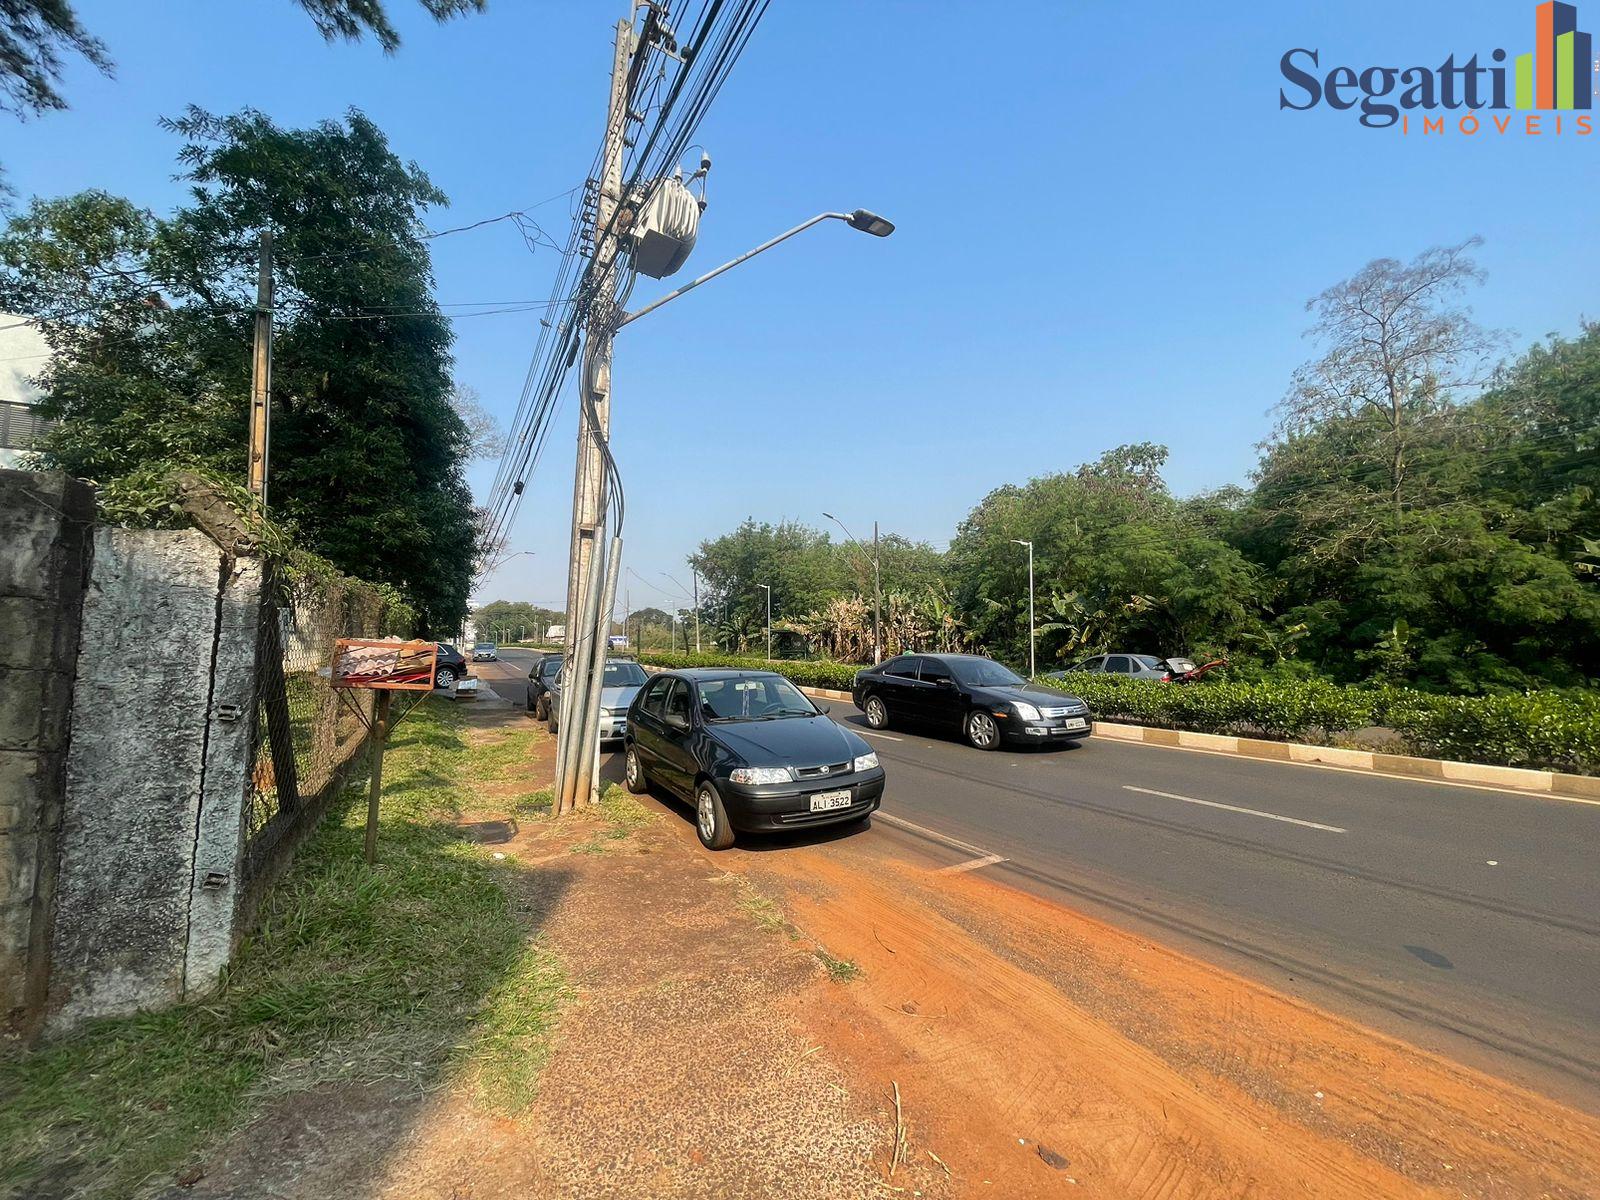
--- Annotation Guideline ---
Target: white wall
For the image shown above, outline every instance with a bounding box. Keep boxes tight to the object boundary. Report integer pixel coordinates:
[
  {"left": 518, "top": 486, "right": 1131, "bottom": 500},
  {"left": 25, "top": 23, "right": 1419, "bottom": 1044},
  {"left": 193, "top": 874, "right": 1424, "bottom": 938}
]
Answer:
[{"left": 0, "top": 317, "right": 51, "bottom": 470}]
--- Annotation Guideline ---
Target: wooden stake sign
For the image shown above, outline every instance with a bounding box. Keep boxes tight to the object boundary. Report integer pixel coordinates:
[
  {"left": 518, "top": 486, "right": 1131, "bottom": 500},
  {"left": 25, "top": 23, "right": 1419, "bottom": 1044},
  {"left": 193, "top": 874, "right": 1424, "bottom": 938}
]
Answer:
[{"left": 331, "top": 639, "right": 438, "bottom": 863}]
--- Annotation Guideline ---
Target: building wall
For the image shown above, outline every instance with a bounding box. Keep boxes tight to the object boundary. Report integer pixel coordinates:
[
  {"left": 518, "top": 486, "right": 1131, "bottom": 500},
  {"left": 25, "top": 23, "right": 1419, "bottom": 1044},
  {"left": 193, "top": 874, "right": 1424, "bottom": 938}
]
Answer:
[{"left": 0, "top": 319, "right": 51, "bottom": 470}]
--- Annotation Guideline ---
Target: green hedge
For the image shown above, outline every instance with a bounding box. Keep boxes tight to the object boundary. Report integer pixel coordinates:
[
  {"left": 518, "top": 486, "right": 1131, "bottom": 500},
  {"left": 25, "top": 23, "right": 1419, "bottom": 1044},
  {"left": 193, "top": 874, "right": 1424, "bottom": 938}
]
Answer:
[
  {"left": 1039, "top": 676, "right": 1600, "bottom": 775},
  {"left": 632, "top": 651, "right": 1599, "bottom": 775}
]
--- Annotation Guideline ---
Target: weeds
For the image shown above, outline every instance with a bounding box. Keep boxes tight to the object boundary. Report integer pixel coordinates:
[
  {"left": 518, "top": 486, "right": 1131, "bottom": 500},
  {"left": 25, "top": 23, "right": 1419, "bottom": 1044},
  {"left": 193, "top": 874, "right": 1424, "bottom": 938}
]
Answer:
[{"left": 0, "top": 700, "right": 565, "bottom": 1199}]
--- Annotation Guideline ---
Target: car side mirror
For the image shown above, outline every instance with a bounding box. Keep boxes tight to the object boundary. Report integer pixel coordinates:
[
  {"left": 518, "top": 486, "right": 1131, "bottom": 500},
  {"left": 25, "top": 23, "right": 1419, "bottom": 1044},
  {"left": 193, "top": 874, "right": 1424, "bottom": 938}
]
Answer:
[
  {"left": 933, "top": 677, "right": 953, "bottom": 688},
  {"left": 818, "top": 703, "right": 832, "bottom": 715}
]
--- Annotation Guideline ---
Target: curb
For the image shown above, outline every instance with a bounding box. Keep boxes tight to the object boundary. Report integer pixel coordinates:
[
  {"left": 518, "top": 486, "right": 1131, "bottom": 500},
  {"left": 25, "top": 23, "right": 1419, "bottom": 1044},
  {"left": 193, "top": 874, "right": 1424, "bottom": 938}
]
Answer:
[{"left": 790, "top": 685, "right": 1599, "bottom": 804}]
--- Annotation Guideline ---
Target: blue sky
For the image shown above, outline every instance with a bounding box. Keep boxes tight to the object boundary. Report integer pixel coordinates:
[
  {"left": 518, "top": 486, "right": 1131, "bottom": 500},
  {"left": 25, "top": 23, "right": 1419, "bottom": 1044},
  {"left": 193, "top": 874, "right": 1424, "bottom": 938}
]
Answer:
[{"left": 6, "top": 1, "right": 1596, "bottom": 618}]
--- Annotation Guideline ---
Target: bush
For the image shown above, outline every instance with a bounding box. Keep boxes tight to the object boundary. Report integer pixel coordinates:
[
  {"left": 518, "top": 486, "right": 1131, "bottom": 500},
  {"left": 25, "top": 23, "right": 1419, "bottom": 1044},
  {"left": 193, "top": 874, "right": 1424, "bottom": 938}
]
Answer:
[{"left": 1037, "top": 676, "right": 1599, "bottom": 774}]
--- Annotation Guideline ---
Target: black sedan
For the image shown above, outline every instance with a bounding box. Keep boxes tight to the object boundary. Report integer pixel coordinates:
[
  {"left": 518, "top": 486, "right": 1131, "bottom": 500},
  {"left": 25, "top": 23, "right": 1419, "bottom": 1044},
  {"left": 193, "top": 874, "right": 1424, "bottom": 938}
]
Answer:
[
  {"left": 852, "top": 653, "right": 1093, "bottom": 750},
  {"left": 525, "top": 651, "right": 563, "bottom": 718},
  {"left": 433, "top": 643, "right": 469, "bottom": 689},
  {"left": 624, "top": 668, "right": 886, "bottom": 850}
]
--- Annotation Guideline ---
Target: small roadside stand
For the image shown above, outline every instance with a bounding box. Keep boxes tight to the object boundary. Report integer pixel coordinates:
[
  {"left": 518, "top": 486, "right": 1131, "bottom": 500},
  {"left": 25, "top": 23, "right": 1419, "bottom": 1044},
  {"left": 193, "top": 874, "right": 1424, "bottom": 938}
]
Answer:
[{"left": 330, "top": 638, "right": 438, "bottom": 863}]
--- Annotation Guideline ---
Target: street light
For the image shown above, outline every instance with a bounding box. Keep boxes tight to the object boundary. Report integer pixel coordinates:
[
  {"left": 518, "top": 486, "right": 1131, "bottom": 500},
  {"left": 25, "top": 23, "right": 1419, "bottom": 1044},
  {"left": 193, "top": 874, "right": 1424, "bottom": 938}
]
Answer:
[
  {"left": 758, "top": 583, "right": 772, "bottom": 661},
  {"left": 823, "top": 512, "right": 881, "bottom": 663},
  {"left": 617, "top": 209, "right": 896, "bottom": 329},
  {"left": 1012, "top": 539, "right": 1035, "bottom": 679}
]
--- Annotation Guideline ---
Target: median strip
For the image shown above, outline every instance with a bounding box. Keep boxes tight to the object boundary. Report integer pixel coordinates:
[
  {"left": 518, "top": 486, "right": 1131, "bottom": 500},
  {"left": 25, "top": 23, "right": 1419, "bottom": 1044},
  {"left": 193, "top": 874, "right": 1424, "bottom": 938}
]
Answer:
[{"left": 1122, "top": 784, "right": 1349, "bottom": 833}]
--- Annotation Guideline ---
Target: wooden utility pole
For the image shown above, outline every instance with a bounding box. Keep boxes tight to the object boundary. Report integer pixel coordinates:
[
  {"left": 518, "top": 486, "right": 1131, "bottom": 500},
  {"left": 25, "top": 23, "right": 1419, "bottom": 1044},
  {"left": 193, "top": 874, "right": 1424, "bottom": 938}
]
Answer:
[
  {"left": 247, "top": 230, "right": 274, "bottom": 504},
  {"left": 363, "top": 690, "right": 393, "bottom": 864}
]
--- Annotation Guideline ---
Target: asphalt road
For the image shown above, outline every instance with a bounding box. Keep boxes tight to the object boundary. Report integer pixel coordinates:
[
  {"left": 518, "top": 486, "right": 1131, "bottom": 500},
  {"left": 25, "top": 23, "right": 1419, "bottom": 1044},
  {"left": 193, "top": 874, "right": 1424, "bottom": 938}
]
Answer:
[{"left": 487, "top": 650, "right": 1600, "bottom": 1111}]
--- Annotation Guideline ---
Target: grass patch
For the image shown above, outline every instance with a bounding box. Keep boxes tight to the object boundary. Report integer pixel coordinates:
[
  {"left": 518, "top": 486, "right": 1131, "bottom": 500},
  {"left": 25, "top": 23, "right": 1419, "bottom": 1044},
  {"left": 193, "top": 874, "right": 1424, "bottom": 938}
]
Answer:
[
  {"left": 0, "top": 699, "right": 566, "bottom": 1199},
  {"left": 469, "top": 726, "right": 546, "bottom": 785},
  {"left": 815, "top": 949, "right": 861, "bottom": 983},
  {"left": 567, "top": 784, "right": 653, "bottom": 854},
  {"left": 512, "top": 787, "right": 554, "bottom": 817}
]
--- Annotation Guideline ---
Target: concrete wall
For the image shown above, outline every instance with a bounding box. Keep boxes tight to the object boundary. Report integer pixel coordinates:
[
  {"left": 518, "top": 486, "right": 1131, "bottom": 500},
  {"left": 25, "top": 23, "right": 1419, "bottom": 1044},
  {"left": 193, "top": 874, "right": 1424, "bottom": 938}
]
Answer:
[
  {"left": 48, "top": 528, "right": 263, "bottom": 1027},
  {"left": 0, "top": 470, "right": 95, "bottom": 1029}
]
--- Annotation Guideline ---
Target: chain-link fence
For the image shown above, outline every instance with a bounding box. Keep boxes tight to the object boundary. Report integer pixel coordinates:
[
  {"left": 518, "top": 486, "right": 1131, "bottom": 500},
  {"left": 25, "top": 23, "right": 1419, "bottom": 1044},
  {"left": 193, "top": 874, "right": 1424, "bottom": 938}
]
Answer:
[{"left": 242, "top": 569, "right": 404, "bottom": 890}]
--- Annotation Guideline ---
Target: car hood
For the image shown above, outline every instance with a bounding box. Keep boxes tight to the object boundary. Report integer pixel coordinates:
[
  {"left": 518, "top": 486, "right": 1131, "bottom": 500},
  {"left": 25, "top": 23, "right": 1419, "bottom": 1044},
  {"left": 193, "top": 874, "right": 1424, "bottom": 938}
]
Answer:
[
  {"left": 708, "top": 715, "right": 868, "bottom": 767},
  {"left": 601, "top": 684, "right": 642, "bottom": 710},
  {"left": 972, "top": 683, "right": 1089, "bottom": 709}
]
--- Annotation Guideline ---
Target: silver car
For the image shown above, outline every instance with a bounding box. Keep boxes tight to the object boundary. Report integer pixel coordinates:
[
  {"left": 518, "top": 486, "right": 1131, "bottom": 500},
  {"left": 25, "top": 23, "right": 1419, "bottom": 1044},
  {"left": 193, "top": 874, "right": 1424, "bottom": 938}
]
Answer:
[
  {"left": 1056, "top": 653, "right": 1174, "bottom": 681},
  {"left": 545, "top": 659, "right": 650, "bottom": 741}
]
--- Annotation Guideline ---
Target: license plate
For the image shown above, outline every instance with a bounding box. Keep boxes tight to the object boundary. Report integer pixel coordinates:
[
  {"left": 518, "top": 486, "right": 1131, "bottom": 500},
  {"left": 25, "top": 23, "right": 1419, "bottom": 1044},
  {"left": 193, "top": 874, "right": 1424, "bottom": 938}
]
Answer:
[
  {"left": 809, "top": 789, "right": 852, "bottom": 813},
  {"left": 1062, "top": 717, "right": 1086, "bottom": 730}
]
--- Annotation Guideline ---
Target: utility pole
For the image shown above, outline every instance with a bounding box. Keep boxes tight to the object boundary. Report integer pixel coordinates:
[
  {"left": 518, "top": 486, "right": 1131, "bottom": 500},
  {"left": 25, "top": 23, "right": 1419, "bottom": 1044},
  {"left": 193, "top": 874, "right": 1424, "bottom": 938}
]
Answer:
[
  {"left": 760, "top": 583, "right": 772, "bottom": 661},
  {"left": 1013, "top": 539, "right": 1035, "bottom": 678},
  {"left": 554, "top": 10, "right": 633, "bottom": 816},
  {"left": 872, "top": 521, "right": 882, "bottom": 663},
  {"left": 692, "top": 568, "right": 701, "bottom": 653},
  {"left": 247, "top": 230, "right": 273, "bottom": 504}
]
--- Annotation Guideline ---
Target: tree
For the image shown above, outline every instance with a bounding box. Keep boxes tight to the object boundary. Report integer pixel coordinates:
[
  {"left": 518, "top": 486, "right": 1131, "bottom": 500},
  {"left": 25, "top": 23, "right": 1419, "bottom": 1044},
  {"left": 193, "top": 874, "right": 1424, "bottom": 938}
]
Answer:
[
  {"left": 1275, "top": 238, "right": 1501, "bottom": 536},
  {"left": 0, "top": 107, "right": 478, "bottom": 634},
  {"left": 0, "top": 0, "right": 481, "bottom": 120}
]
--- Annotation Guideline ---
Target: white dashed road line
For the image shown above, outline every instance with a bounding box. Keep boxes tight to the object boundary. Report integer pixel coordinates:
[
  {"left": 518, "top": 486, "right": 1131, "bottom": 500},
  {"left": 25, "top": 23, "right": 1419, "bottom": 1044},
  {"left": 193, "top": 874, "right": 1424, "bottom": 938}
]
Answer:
[
  {"left": 1121, "top": 785, "right": 1349, "bottom": 833},
  {"left": 857, "top": 729, "right": 903, "bottom": 742},
  {"left": 936, "top": 853, "right": 1008, "bottom": 875},
  {"left": 874, "top": 810, "right": 1000, "bottom": 861}
]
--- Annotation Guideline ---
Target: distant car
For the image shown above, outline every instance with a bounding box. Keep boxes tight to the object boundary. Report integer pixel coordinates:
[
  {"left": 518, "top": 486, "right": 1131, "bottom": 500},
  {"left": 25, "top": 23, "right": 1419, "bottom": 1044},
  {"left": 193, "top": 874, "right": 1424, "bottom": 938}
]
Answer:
[
  {"left": 852, "top": 653, "right": 1092, "bottom": 751},
  {"left": 433, "top": 643, "right": 469, "bottom": 689},
  {"left": 472, "top": 642, "right": 498, "bottom": 662},
  {"left": 1054, "top": 653, "right": 1187, "bottom": 681},
  {"left": 545, "top": 658, "right": 650, "bottom": 743},
  {"left": 525, "top": 652, "right": 564, "bottom": 719},
  {"left": 624, "top": 668, "right": 885, "bottom": 849}
]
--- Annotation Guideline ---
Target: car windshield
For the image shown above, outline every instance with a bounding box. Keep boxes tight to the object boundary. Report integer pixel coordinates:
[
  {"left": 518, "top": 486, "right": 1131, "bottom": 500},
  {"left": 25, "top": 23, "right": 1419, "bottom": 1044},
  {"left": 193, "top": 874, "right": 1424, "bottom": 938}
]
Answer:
[
  {"left": 697, "top": 676, "right": 818, "bottom": 722},
  {"left": 540, "top": 659, "right": 563, "bottom": 678},
  {"left": 603, "top": 661, "right": 647, "bottom": 687},
  {"left": 949, "top": 658, "right": 1025, "bottom": 688},
  {"left": 474, "top": 644, "right": 494, "bottom": 651}
]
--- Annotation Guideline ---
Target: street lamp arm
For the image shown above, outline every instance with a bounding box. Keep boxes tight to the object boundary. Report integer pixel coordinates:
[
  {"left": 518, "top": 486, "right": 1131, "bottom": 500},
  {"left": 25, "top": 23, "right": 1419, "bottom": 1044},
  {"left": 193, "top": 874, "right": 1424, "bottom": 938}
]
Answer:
[{"left": 617, "top": 211, "right": 880, "bottom": 329}]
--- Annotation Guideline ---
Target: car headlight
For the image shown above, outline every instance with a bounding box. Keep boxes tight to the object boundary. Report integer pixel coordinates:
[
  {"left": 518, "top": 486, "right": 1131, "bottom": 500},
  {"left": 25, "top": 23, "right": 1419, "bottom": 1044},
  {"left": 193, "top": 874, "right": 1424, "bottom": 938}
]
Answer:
[
  {"left": 1012, "top": 702, "right": 1041, "bottom": 721},
  {"left": 853, "top": 752, "right": 879, "bottom": 772},
  {"left": 729, "top": 766, "right": 795, "bottom": 785}
]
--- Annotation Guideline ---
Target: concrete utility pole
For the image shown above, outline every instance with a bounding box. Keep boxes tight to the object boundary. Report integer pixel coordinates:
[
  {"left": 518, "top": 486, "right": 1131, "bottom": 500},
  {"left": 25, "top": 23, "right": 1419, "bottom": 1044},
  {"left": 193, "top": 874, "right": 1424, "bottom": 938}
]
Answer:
[
  {"left": 759, "top": 583, "right": 772, "bottom": 660},
  {"left": 247, "top": 230, "right": 273, "bottom": 504},
  {"left": 554, "top": 11, "right": 633, "bottom": 816},
  {"left": 1013, "top": 539, "right": 1035, "bottom": 678}
]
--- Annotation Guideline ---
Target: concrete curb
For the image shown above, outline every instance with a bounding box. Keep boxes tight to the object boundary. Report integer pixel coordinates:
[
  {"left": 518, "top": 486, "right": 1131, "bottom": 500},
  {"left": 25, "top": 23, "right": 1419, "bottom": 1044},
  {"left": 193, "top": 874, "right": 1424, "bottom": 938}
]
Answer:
[{"left": 790, "top": 685, "right": 1600, "bottom": 803}]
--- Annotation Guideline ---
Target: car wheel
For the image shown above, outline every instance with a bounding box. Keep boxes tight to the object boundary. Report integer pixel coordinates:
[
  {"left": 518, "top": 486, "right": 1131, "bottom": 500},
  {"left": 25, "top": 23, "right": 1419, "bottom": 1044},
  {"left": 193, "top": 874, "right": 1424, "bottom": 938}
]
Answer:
[
  {"left": 547, "top": 709, "right": 559, "bottom": 735},
  {"left": 694, "top": 780, "right": 736, "bottom": 850},
  {"left": 965, "top": 709, "right": 1001, "bottom": 751},
  {"left": 435, "top": 666, "right": 456, "bottom": 689},
  {"left": 863, "top": 694, "right": 890, "bottom": 730},
  {"left": 534, "top": 694, "right": 549, "bottom": 721},
  {"left": 624, "top": 745, "right": 650, "bottom": 794}
]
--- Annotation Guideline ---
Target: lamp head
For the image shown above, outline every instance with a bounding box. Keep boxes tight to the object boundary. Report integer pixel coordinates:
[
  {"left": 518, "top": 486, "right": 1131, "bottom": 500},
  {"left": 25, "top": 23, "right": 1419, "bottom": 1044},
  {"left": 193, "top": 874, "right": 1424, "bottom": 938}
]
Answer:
[{"left": 846, "top": 209, "right": 895, "bottom": 237}]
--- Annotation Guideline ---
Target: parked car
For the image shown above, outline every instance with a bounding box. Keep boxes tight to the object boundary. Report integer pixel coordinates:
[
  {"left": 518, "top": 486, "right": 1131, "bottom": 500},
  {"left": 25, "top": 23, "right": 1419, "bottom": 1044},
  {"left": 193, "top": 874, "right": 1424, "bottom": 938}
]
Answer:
[
  {"left": 526, "top": 652, "right": 564, "bottom": 718},
  {"left": 1056, "top": 653, "right": 1171, "bottom": 680},
  {"left": 853, "top": 653, "right": 1092, "bottom": 751},
  {"left": 472, "top": 642, "right": 498, "bottom": 662},
  {"left": 624, "top": 668, "right": 885, "bottom": 849},
  {"left": 1052, "top": 653, "right": 1206, "bottom": 682},
  {"left": 433, "top": 643, "right": 469, "bottom": 689},
  {"left": 545, "top": 658, "right": 650, "bottom": 742}
]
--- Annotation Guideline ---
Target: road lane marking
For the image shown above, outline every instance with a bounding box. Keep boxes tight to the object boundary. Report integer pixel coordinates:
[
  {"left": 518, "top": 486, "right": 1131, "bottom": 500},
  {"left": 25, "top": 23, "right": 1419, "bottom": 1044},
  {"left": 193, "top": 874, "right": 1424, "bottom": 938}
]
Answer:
[
  {"left": 1100, "top": 736, "right": 1600, "bottom": 807},
  {"left": 936, "top": 853, "right": 1008, "bottom": 875},
  {"left": 874, "top": 811, "right": 998, "bottom": 860},
  {"left": 1121, "top": 785, "right": 1348, "bottom": 833},
  {"left": 857, "top": 730, "right": 903, "bottom": 742}
]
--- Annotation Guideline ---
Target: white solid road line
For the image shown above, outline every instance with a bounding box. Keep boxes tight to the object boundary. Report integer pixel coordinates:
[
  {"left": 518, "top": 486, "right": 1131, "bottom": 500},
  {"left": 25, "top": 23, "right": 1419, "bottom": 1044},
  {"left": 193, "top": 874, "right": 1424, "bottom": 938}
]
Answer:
[
  {"left": 1122, "top": 784, "right": 1349, "bottom": 833},
  {"left": 857, "top": 729, "right": 904, "bottom": 742},
  {"left": 874, "top": 810, "right": 998, "bottom": 860},
  {"left": 936, "top": 853, "right": 1008, "bottom": 875}
]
